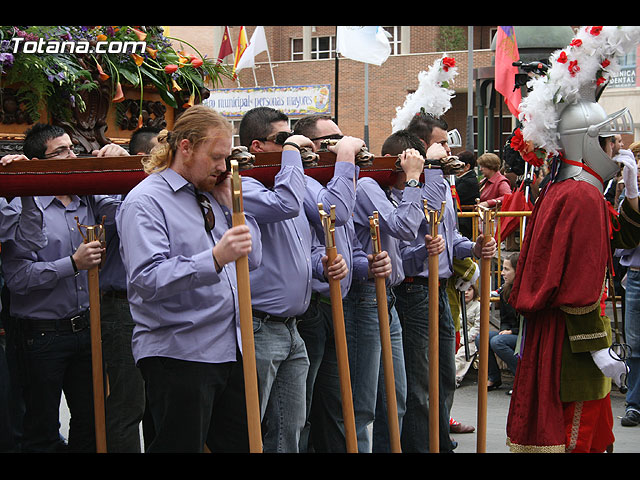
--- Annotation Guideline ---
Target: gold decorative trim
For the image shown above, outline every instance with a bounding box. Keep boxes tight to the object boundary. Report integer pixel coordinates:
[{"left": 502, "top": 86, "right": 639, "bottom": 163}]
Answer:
[
  {"left": 560, "top": 277, "right": 606, "bottom": 315},
  {"left": 566, "top": 401, "right": 583, "bottom": 453},
  {"left": 507, "top": 437, "right": 566, "bottom": 453},
  {"left": 568, "top": 331, "right": 607, "bottom": 342}
]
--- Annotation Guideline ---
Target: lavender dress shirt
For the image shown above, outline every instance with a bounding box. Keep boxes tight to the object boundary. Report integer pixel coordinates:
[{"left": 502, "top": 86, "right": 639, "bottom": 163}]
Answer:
[
  {"left": 1, "top": 195, "right": 120, "bottom": 320},
  {"left": 241, "top": 149, "right": 313, "bottom": 317},
  {"left": 352, "top": 177, "right": 424, "bottom": 288},
  {"left": 116, "top": 168, "right": 262, "bottom": 365},
  {"left": 399, "top": 169, "right": 475, "bottom": 279}
]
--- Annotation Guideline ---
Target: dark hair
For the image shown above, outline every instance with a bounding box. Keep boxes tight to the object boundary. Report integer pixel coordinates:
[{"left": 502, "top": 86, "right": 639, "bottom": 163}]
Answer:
[
  {"left": 292, "top": 114, "right": 333, "bottom": 138},
  {"left": 406, "top": 112, "right": 448, "bottom": 146},
  {"left": 502, "top": 251, "right": 520, "bottom": 303},
  {"left": 238, "top": 107, "right": 289, "bottom": 147},
  {"left": 457, "top": 150, "right": 476, "bottom": 169},
  {"left": 381, "top": 129, "right": 426, "bottom": 157},
  {"left": 129, "top": 126, "right": 162, "bottom": 155},
  {"left": 23, "top": 123, "right": 67, "bottom": 159}
]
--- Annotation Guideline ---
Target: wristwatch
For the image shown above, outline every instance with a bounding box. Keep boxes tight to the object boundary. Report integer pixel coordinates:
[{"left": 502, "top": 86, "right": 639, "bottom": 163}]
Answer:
[{"left": 404, "top": 179, "right": 423, "bottom": 188}]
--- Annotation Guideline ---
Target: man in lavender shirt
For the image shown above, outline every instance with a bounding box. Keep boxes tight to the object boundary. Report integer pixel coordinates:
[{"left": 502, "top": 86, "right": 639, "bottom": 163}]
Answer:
[
  {"left": 117, "top": 105, "right": 262, "bottom": 453},
  {"left": 396, "top": 112, "right": 496, "bottom": 452},
  {"left": 293, "top": 115, "right": 391, "bottom": 452},
  {"left": 345, "top": 130, "right": 426, "bottom": 453},
  {"left": 0, "top": 123, "right": 121, "bottom": 452}
]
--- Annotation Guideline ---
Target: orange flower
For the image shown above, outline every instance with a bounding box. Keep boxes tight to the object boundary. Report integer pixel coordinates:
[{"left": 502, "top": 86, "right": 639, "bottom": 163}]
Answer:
[
  {"left": 191, "top": 57, "right": 203, "bottom": 68},
  {"left": 131, "top": 27, "right": 147, "bottom": 41},
  {"left": 96, "top": 63, "right": 109, "bottom": 81},
  {"left": 146, "top": 46, "right": 157, "bottom": 59},
  {"left": 137, "top": 114, "right": 143, "bottom": 129},
  {"left": 96, "top": 34, "right": 107, "bottom": 42},
  {"left": 131, "top": 53, "right": 144, "bottom": 66},
  {"left": 171, "top": 79, "right": 182, "bottom": 92},
  {"left": 182, "top": 93, "right": 195, "bottom": 109},
  {"left": 112, "top": 82, "right": 125, "bottom": 103},
  {"left": 164, "top": 64, "right": 178, "bottom": 74}
]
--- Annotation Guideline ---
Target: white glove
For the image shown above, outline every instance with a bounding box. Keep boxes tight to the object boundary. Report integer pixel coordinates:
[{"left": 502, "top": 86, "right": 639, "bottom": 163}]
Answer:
[
  {"left": 614, "top": 149, "right": 638, "bottom": 199},
  {"left": 591, "top": 347, "right": 628, "bottom": 388},
  {"left": 455, "top": 263, "right": 480, "bottom": 292}
]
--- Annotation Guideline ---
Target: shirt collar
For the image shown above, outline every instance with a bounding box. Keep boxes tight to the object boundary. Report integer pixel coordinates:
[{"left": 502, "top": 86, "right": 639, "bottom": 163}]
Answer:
[{"left": 159, "top": 167, "right": 192, "bottom": 193}]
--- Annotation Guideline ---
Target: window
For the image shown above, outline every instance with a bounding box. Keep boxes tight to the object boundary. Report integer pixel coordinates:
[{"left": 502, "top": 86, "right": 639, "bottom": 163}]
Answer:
[
  {"left": 382, "top": 26, "right": 401, "bottom": 55},
  {"left": 291, "top": 35, "right": 336, "bottom": 61}
]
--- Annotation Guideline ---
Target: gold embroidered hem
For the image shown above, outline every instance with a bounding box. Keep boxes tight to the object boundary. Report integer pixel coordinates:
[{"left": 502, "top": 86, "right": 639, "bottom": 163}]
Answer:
[
  {"left": 559, "top": 277, "right": 606, "bottom": 315},
  {"left": 506, "top": 437, "right": 566, "bottom": 453}
]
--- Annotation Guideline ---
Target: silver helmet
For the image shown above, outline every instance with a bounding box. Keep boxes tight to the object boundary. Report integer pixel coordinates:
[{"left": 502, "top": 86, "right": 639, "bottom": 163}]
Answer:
[{"left": 556, "top": 93, "right": 634, "bottom": 192}]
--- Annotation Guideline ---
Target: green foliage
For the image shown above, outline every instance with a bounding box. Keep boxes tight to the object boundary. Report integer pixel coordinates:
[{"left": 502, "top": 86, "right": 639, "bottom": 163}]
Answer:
[{"left": 436, "top": 26, "right": 468, "bottom": 52}]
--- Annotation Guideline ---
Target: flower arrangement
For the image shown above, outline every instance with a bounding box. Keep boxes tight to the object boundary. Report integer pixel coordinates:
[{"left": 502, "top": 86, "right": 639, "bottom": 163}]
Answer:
[
  {"left": 0, "top": 26, "right": 234, "bottom": 126},
  {"left": 514, "top": 26, "right": 640, "bottom": 165},
  {"left": 391, "top": 55, "right": 458, "bottom": 132}
]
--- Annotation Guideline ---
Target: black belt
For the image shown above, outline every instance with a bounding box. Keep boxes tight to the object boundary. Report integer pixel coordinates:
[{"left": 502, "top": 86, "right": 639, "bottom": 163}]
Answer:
[
  {"left": 23, "top": 309, "right": 90, "bottom": 333},
  {"left": 253, "top": 309, "right": 296, "bottom": 323},
  {"left": 403, "top": 276, "right": 447, "bottom": 288}
]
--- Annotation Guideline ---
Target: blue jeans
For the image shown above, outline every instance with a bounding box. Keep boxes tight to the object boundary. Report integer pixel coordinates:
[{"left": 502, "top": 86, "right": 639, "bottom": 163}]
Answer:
[
  {"left": 297, "top": 297, "right": 346, "bottom": 453},
  {"left": 393, "top": 281, "right": 457, "bottom": 453},
  {"left": 624, "top": 269, "right": 640, "bottom": 414},
  {"left": 476, "top": 331, "right": 519, "bottom": 383},
  {"left": 253, "top": 315, "right": 309, "bottom": 453},
  {"left": 343, "top": 281, "right": 406, "bottom": 453},
  {"left": 100, "top": 294, "right": 145, "bottom": 452}
]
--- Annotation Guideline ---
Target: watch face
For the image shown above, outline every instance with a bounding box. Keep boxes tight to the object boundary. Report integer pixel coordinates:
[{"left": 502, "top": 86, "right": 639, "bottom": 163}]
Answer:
[{"left": 406, "top": 179, "right": 419, "bottom": 187}]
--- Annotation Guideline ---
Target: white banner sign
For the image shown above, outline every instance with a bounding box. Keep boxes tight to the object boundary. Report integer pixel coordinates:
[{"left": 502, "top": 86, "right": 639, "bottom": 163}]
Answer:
[{"left": 204, "top": 85, "right": 331, "bottom": 118}]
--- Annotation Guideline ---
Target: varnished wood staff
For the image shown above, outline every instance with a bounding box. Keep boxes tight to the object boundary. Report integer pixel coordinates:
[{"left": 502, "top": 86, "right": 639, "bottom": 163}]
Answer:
[
  {"left": 318, "top": 202, "right": 358, "bottom": 453},
  {"left": 230, "top": 159, "right": 263, "bottom": 453},
  {"left": 368, "top": 211, "right": 401, "bottom": 453},
  {"left": 424, "top": 199, "right": 446, "bottom": 454},
  {"left": 475, "top": 202, "right": 498, "bottom": 453},
  {"left": 75, "top": 215, "right": 107, "bottom": 453}
]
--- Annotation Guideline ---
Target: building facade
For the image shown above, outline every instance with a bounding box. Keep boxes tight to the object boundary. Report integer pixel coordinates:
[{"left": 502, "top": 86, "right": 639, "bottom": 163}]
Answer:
[{"left": 168, "top": 26, "right": 639, "bottom": 157}]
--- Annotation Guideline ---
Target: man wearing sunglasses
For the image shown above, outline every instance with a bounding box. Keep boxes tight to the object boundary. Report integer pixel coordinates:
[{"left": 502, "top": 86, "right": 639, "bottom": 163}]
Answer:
[
  {"left": 291, "top": 114, "right": 392, "bottom": 453},
  {"left": 0, "top": 123, "right": 123, "bottom": 452}
]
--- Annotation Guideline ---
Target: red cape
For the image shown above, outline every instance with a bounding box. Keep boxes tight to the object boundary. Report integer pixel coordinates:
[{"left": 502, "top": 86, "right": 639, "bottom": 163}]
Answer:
[{"left": 506, "top": 179, "right": 610, "bottom": 451}]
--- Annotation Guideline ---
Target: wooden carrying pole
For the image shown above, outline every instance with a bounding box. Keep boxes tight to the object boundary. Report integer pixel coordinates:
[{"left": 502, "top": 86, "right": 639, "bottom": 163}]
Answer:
[
  {"left": 230, "top": 160, "right": 263, "bottom": 453},
  {"left": 368, "top": 212, "right": 401, "bottom": 453},
  {"left": 424, "top": 199, "right": 446, "bottom": 454},
  {"left": 318, "top": 203, "right": 358, "bottom": 453},
  {"left": 75, "top": 216, "right": 107, "bottom": 453},
  {"left": 475, "top": 204, "right": 497, "bottom": 453}
]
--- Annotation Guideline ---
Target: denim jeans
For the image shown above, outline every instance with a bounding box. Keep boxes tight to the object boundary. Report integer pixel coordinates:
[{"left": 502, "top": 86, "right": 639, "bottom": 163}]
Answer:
[
  {"left": 297, "top": 297, "right": 346, "bottom": 453},
  {"left": 624, "top": 269, "right": 640, "bottom": 414},
  {"left": 476, "top": 331, "right": 519, "bottom": 383},
  {"left": 21, "top": 324, "right": 95, "bottom": 453},
  {"left": 100, "top": 294, "right": 145, "bottom": 452},
  {"left": 253, "top": 315, "right": 309, "bottom": 453},
  {"left": 139, "top": 354, "right": 249, "bottom": 453},
  {"left": 393, "top": 281, "right": 457, "bottom": 453},
  {"left": 343, "top": 281, "right": 406, "bottom": 453}
]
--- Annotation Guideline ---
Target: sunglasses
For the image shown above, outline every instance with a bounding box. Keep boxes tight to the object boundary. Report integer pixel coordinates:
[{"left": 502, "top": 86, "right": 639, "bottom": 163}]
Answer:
[
  {"left": 310, "top": 133, "right": 344, "bottom": 142},
  {"left": 256, "top": 131, "right": 293, "bottom": 145},
  {"left": 196, "top": 191, "right": 215, "bottom": 232}
]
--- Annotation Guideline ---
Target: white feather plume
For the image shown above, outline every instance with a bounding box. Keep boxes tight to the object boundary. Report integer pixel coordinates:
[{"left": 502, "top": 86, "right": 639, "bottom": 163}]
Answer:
[
  {"left": 519, "top": 26, "right": 640, "bottom": 156},
  {"left": 391, "top": 54, "right": 458, "bottom": 133}
]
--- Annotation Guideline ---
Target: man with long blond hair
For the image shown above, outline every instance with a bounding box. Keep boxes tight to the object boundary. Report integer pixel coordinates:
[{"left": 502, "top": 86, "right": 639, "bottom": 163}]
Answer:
[{"left": 117, "top": 105, "right": 262, "bottom": 453}]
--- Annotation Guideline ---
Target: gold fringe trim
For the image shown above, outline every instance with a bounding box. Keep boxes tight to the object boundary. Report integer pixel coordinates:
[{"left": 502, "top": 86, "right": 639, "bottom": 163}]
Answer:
[
  {"left": 566, "top": 401, "right": 583, "bottom": 453},
  {"left": 506, "top": 437, "right": 566, "bottom": 453},
  {"left": 559, "top": 277, "right": 606, "bottom": 315}
]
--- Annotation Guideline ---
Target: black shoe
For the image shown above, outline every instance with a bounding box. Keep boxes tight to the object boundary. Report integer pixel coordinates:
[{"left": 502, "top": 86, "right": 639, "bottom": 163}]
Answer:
[
  {"left": 621, "top": 409, "right": 640, "bottom": 427},
  {"left": 487, "top": 381, "right": 502, "bottom": 391}
]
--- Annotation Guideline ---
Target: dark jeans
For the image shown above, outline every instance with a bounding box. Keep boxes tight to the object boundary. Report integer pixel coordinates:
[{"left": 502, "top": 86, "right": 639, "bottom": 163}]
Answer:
[
  {"left": 297, "top": 297, "right": 347, "bottom": 453},
  {"left": 100, "top": 294, "right": 145, "bottom": 452},
  {"left": 139, "top": 353, "right": 249, "bottom": 453},
  {"left": 394, "top": 281, "right": 456, "bottom": 453},
  {"left": 21, "top": 323, "right": 96, "bottom": 453}
]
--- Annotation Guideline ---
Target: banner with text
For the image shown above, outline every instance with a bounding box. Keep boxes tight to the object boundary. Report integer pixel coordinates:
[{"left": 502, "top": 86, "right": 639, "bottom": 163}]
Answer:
[{"left": 204, "top": 84, "right": 331, "bottom": 118}]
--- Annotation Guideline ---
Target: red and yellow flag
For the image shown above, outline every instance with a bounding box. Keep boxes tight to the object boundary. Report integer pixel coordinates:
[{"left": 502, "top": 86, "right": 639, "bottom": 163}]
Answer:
[
  {"left": 233, "top": 26, "right": 248, "bottom": 78},
  {"left": 217, "top": 26, "right": 233, "bottom": 63}
]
